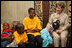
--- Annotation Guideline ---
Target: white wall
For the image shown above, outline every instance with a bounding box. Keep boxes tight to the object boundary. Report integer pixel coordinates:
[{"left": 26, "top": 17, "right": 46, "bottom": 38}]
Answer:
[{"left": 1, "top": 1, "right": 34, "bottom": 24}]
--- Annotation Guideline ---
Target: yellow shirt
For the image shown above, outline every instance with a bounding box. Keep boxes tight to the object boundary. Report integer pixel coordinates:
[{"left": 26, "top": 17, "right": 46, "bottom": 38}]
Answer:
[
  {"left": 1, "top": 24, "right": 3, "bottom": 34},
  {"left": 23, "top": 16, "right": 42, "bottom": 37},
  {"left": 13, "top": 31, "right": 28, "bottom": 44}
]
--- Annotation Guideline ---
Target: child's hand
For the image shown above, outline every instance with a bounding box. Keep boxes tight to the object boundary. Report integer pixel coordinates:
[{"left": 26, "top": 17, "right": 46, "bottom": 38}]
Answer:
[{"left": 50, "top": 33, "right": 53, "bottom": 37}]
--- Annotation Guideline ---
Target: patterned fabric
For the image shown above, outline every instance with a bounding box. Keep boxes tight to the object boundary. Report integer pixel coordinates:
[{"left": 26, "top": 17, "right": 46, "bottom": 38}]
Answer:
[
  {"left": 40, "top": 27, "right": 53, "bottom": 47},
  {"left": 67, "top": 1, "right": 71, "bottom": 24},
  {"left": 35, "top": 1, "right": 43, "bottom": 27}
]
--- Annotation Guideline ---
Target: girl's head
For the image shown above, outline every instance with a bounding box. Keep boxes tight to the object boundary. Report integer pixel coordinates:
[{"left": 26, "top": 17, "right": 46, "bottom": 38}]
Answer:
[
  {"left": 3, "top": 22, "right": 9, "bottom": 30},
  {"left": 16, "top": 23, "right": 24, "bottom": 34},
  {"left": 9, "top": 24, "right": 13, "bottom": 29},
  {"left": 47, "top": 24, "right": 52, "bottom": 32},
  {"left": 28, "top": 8, "right": 36, "bottom": 19},
  {"left": 56, "top": 2, "right": 65, "bottom": 14}
]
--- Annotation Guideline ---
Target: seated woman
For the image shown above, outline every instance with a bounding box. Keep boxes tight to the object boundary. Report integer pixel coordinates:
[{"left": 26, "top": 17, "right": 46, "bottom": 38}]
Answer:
[
  {"left": 23, "top": 8, "right": 43, "bottom": 47},
  {"left": 13, "top": 24, "right": 28, "bottom": 47},
  {"left": 48, "top": 2, "right": 69, "bottom": 47}
]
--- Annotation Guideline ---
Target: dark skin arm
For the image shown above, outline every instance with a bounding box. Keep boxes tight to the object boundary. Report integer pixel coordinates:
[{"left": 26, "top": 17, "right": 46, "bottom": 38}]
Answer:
[
  {"left": 33, "top": 28, "right": 41, "bottom": 32},
  {"left": 25, "top": 28, "right": 41, "bottom": 33},
  {"left": 46, "top": 25, "right": 53, "bottom": 37},
  {"left": 49, "top": 31, "right": 53, "bottom": 37}
]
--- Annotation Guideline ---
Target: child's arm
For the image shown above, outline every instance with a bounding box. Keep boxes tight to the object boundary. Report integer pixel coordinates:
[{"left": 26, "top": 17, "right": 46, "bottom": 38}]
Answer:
[
  {"left": 49, "top": 31, "right": 53, "bottom": 37},
  {"left": 7, "top": 33, "right": 14, "bottom": 42},
  {"left": 46, "top": 25, "right": 53, "bottom": 37},
  {"left": 25, "top": 28, "right": 41, "bottom": 33}
]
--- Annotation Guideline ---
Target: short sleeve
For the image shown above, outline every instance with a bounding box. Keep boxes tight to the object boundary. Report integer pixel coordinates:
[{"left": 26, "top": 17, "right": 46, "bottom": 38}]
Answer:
[
  {"left": 23, "top": 18, "right": 28, "bottom": 30},
  {"left": 36, "top": 17, "right": 42, "bottom": 30},
  {"left": 13, "top": 31, "right": 20, "bottom": 44}
]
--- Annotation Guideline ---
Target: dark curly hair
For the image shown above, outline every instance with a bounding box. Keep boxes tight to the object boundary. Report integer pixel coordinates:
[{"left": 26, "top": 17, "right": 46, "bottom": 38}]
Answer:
[{"left": 28, "top": 8, "right": 35, "bottom": 13}]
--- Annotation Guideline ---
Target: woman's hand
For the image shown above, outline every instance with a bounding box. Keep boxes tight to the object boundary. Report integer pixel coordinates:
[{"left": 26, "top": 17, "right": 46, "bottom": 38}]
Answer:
[{"left": 56, "top": 30, "right": 62, "bottom": 34}]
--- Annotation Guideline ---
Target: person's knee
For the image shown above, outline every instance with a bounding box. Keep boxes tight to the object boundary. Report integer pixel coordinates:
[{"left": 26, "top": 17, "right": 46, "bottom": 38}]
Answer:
[
  {"left": 61, "top": 36, "right": 67, "bottom": 41},
  {"left": 53, "top": 36, "right": 60, "bottom": 40},
  {"left": 61, "top": 31, "right": 68, "bottom": 41}
]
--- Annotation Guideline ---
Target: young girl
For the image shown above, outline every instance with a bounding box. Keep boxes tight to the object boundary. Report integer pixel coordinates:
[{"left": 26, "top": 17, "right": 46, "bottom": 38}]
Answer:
[
  {"left": 40, "top": 20, "right": 60, "bottom": 47},
  {"left": 40, "top": 24, "right": 53, "bottom": 47}
]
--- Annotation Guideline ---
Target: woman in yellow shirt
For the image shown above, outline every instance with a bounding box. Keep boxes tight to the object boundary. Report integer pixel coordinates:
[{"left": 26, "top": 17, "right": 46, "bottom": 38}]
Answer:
[
  {"left": 13, "top": 24, "right": 28, "bottom": 47},
  {"left": 23, "top": 8, "right": 43, "bottom": 47}
]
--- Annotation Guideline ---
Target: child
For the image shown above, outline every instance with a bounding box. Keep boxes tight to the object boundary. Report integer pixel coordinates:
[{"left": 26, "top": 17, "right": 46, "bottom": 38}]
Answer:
[
  {"left": 1, "top": 31, "right": 14, "bottom": 47},
  {"left": 13, "top": 23, "right": 28, "bottom": 47},
  {"left": 1, "top": 23, "right": 13, "bottom": 37},
  {"left": 11, "top": 21, "right": 20, "bottom": 32},
  {"left": 40, "top": 24, "right": 53, "bottom": 47},
  {"left": 2, "top": 23, "right": 18, "bottom": 47},
  {"left": 40, "top": 20, "right": 60, "bottom": 47},
  {"left": 1, "top": 23, "right": 14, "bottom": 47},
  {"left": 23, "top": 8, "right": 42, "bottom": 47}
]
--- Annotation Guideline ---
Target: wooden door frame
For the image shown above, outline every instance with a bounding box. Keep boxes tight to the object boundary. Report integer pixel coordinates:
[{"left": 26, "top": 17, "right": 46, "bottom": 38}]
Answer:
[{"left": 42, "top": 1, "right": 50, "bottom": 28}]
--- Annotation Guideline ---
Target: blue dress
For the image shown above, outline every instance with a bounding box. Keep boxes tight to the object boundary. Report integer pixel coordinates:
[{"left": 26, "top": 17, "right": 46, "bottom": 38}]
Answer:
[{"left": 40, "top": 27, "right": 53, "bottom": 47}]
